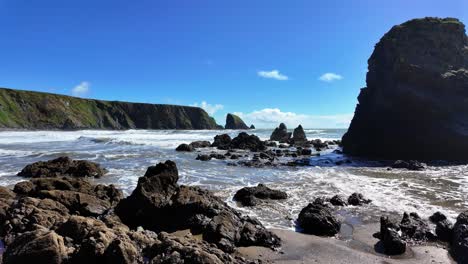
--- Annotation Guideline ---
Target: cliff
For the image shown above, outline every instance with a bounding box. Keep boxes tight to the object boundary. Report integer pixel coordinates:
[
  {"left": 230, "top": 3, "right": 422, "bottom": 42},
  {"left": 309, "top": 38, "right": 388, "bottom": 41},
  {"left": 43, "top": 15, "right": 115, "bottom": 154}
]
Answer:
[
  {"left": 0, "top": 88, "right": 220, "bottom": 130},
  {"left": 342, "top": 17, "right": 468, "bottom": 160}
]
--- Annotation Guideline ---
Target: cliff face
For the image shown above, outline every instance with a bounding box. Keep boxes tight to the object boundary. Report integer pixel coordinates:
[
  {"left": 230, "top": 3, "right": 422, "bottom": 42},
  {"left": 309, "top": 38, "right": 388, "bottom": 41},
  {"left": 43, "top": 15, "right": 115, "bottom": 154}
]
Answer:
[
  {"left": 0, "top": 88, "right": 220, "bottom": 130},
  {"left": 342, "top": 17, "right": 468, "bottom": 160},
  {"left": 224, "top": 113, "right": 249, "bottom": 129}
]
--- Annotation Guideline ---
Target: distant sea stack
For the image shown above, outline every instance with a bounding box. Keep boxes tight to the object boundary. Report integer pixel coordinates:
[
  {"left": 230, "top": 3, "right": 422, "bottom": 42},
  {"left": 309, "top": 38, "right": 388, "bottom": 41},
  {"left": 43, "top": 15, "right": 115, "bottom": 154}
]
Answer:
[
  {"left": 224, "top": 113, "right": 250, "bottom": 129},
  {"left": 0, "top": 88, "right": 220, "bottom": 130},
  {"left": 342, "top": 17, "right": 468, "bottom": 160}
]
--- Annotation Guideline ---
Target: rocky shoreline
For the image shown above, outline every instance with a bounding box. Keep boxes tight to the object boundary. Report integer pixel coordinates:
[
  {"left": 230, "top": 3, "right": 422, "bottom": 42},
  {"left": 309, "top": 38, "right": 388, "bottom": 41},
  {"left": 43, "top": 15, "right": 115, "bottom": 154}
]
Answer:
[{"left": 1, "top": 123, "right": 465, "bottom": 263}]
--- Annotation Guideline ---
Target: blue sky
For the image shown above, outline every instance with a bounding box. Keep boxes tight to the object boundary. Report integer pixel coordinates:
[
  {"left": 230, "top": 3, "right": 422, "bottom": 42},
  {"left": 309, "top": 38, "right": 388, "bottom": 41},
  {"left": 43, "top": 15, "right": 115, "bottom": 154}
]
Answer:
[{"left": 1, "top": 0, "right": 467, "bottom": 128}]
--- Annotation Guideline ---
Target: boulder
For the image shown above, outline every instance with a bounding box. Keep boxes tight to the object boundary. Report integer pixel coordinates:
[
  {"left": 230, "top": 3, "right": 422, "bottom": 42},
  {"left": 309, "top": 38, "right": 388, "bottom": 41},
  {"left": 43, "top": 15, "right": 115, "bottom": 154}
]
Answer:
[
  {"left": 342, "top": 17, "right": 468, "bottom": 160},
  {"left": 310, "top": 139, "right": 328, "bottom": 151},
  {"left": 189, "top": 141, "right": 211, "bottom": 148},
  {"left": 375, "top": 216, "right": 406, "bottom": 255},
  {"left": 452, "top": 211, "right": 468, "bottom": 262},
  {"left": 225, "top": 113, "right": 249, "bottom": 130},
  {"left": 249, "top": 124, "right": 255, "bottom": 129},
  {"left": 3, "top": 229, "right": 68, "bottom": 264},
  {"left": 196, "top": 154, "right": 212, "bottom": 161},
  {"left": 391, "top": 160, "right": 426, "bottom": 171},
  {"left": 17, "top": 156, "right": 106, "bottom": 178},
  {"left": 399, "top": 212, "right": 436, "bottom": 241},
  {"left": 212, "top": 134, "right": 232, "bottom": 150},
  {"left": 292, "top": 125, "right": 307, "bottom": 144},
  {"left": 233, "top": 184, "right": 287, "bottom": 206},
  {"left": 436, "top": 219, "right": 453, "bottom": 242},
  {"left": 330, "top": 195, "right": 347, "bottom": 206},
  {"left": 230, "top": 132, "right": 266, "bottom": 152},
  {"left": 175, "top": 143, "right": 194, "bottom": 152},
  {"left": 347, "top": 193, "right": 372, "bottom": 206},
  {"left": 115, "top": 160, "right": 280, "bottom": 252},
  {"left": 270, "top": 123, "right": 291, "bottom": 142},
  {"left": 297, "top": 202, "right": 341, "bottom": 236}
]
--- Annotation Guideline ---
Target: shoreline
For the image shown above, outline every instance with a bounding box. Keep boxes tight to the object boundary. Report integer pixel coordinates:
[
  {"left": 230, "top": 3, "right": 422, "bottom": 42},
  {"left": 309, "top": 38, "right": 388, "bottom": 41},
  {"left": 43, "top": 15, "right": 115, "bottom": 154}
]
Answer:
[{"left": 238, "top": 226, "right": 454, "bottom": 263}]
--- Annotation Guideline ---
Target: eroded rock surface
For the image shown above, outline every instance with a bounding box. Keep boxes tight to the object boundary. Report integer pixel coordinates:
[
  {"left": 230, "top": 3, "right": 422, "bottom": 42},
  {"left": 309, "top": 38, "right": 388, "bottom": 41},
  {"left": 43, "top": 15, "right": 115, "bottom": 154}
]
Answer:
[
  {"left": 343, "top": 17, "right": 468, "bottom": 160},
  {"left": 17, "top": 156, "right": 106, "bottom": 178},
  {"left": 115, "top": 160, "right": 281, "bottom": 252}
]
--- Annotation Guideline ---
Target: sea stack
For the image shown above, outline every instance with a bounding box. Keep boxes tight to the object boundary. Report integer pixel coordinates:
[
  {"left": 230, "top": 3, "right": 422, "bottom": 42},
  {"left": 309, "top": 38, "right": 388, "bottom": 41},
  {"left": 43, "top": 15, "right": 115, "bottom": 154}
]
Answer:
[
  {"left": 225, "top": 113, "right": 249, "bottom": 129},
  {"left": 342, "top": 17, "right": 468, "bottom": 160},
  {"left": 270, "top": 123, "right": 291, "bottom": 142}
]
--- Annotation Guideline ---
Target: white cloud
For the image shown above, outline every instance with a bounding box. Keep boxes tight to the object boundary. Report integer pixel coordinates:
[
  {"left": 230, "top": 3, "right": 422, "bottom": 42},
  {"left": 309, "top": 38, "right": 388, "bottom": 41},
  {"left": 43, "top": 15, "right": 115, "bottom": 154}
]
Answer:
[
  {"left": 257, "top": 70, "right": 288, "bottom": 81},
  {"left": 234, "top": 108, "right": 352, "bottom": 128},
  {"left": 319, "top": 73, "right": 343, "bottom": 82},
  {"left": 191, "top": 101, "right": 224, "bottom": 116},
  {"left": 71, "top": 81, "right": 90, "bottom": 97}
]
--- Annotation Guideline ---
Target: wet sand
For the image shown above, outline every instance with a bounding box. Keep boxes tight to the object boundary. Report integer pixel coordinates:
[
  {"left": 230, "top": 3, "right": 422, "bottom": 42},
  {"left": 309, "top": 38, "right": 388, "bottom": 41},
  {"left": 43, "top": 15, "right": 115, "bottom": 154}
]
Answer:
[{"left": 238, "top": 224, "right": 454, "bottom": 264}]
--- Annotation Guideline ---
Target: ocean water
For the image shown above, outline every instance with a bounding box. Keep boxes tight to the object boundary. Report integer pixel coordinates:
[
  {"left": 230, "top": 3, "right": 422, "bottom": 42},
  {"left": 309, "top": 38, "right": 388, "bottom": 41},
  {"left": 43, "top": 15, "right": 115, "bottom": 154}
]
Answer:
[{"left": 0, "top": 129, "right": 466, "bottom": 230}]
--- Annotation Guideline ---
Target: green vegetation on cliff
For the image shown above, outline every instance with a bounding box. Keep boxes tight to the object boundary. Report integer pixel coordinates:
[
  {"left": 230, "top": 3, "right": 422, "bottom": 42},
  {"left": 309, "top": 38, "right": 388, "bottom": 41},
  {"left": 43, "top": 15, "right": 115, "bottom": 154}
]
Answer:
[
  {"left": 224, "top": 113, "right": 249, "bottom": 129},
  {"left": 0, "top": 88, "right": 220, "bottom": 130}
]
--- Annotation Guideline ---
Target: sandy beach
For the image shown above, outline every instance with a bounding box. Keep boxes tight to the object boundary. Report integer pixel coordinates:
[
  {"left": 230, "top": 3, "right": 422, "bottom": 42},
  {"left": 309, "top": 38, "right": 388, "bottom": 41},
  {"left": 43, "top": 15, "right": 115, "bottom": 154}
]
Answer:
[{"left": 238, "top": 225, "right": 454, "bottom": 264}]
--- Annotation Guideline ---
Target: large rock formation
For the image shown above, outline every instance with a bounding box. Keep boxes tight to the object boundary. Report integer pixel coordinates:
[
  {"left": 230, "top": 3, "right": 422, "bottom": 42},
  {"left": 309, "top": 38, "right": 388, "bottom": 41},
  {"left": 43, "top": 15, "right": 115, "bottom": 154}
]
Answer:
[
  {"left": 292, "top": 125, "right": 307, "bottom": 144},
  {"left": 0, "top": 164, "right": 273, "bottom": 263},
  {"left": 115, "top": 160, "right": 280, "bottom": 253},
  {"left": 0, "top": 87, "right": 220, "bottom": 130},
  {"left": 342, "top": 17, "right": 468, "bottom": 160},
  {"left": 225, "top": 113, "right": 249, "bottom": 129},
  {"left": 270, "top": 123, "right": 291, "bottom": 142}
]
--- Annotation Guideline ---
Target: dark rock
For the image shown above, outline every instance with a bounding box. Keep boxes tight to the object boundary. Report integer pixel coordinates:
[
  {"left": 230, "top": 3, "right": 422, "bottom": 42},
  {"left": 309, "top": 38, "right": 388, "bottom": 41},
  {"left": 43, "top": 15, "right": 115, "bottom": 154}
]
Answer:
[
  {"left": 265, "top": 141, "right": 277, "bottom": 147},
  {"left": 400, "top": 212, "right": 436, "bottom": 241},
  {"left": 233, "top": 184, "right": 287, "bottom": 206},
  {"left": 17, "top": 156, "right": 106, "bottom": 178},
  {"left": 210, "top": 153, "right": 226, "bottom": 160},
  {"left": 225, "top": 113, "right": 249, "bottom": 130},
  {"left": 436, "top": 219, "right": 453, "bottom": 242},
  {"left": 347, "top": 193, "right": 372, "bottom": 206},
  {"left": 342, "top": 18, "right": 468, "bottom": 160},
  {"left": 292, "top": 125, "right": 307, "bottom": 144},
  {"left": 278, "top": 144, "right": 288, "bottom": 149},
  {"left": 196, "top": 154, "right": 212, "bottom": 161},
  {"left": 376, "top": 216, "right": 406, "bottom": 255},
  {"left": 301, "top": 148, "right": 312, "bottom": 155},
  {"left": 147, "top": 232, "right": 250, "bottom": 264},
  {"left": 330, "top": 195, "right": 347, "bottom": 206},
  {"left": 11, "top": 177, "right": 122, "bottom": 217},
  {"left": 451, "top": 211, "right": 468, "bottom": 262},
  {"left": 270, "top": 123, "right": 291, "bottom": 142},
  {"left": 259, "top": 152, "right": 272, "bottom": 160},
  {"left": 310, "top": 139, "right": 328, "bottom": 151},
  {"left": 249, "top": 124, "right": 255, "bottom": 129},
  {"left": 115, "top": 161, "right": 280, "bottom": 252},
  {"left": 212, "top": 134, "right": 232, "bottom": 150},
  {"left": 230, "top": 132, "right": 266, "bottom": 152},
  {"left": 3, "top": 229, "right": 68, "bottom": 264},
  {"left": 429, "top": 211, "right": 447, "bottom": 223},
  {"left": 230, "top": 154, "right": 239, "bottom": 160},
  {"left": 175, "top": 143, "right": 194, "bottom": 152},
  {"left": 391, "top": 160, "right": 426, "bottom": 171},
  {"left": 297, "top": 202, "right": 340, "bottom": 236},
  {"left": 189, "top": 141, "right": 211, "bottom": 148}
]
